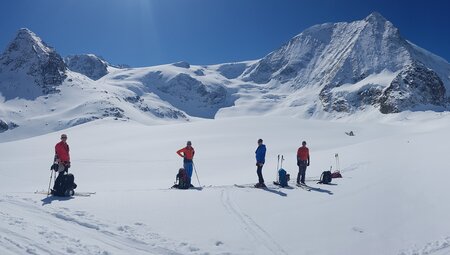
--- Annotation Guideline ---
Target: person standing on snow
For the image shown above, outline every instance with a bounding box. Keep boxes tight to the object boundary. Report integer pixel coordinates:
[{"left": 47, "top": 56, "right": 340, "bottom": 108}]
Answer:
[
  {"left": 255, "top": 138, "right": 267, "bottom": 188},
  {"left": 297, "top": 141, "right": 310, "bottom": 184},
  {"left": 52, "top": 134, "right": 71, "bottom": 192},
  {"left": 177, "top": 141, "right": 195, "bottom": 180}
]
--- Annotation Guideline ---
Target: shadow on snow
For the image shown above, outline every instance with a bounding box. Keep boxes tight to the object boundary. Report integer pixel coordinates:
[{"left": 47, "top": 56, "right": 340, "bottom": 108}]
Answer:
[{"left": 41, "top": 195, "right": 74, "bottom": 206}]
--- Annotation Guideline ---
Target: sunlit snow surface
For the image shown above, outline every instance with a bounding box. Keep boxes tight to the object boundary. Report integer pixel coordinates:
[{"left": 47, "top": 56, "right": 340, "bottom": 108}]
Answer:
[{"left": 1, "top": 115, "right": 450, "bottom": 255}]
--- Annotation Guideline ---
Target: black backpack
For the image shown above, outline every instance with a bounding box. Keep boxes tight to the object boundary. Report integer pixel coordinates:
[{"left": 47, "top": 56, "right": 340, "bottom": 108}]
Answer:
[
  {"left": 175, "top": 168, "right": 191, "bottom": 189},
  {"left": 319, "top": 171, "right": 332, "bottom": 184},
  {"left": 52, "top": 173, "right": 77, "bottom": 196}
]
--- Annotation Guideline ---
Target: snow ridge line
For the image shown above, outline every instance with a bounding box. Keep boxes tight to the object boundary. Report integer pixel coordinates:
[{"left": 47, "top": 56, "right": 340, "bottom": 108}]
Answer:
[{"left": 220, "top": 188, "right": 288, "bottom": 255}]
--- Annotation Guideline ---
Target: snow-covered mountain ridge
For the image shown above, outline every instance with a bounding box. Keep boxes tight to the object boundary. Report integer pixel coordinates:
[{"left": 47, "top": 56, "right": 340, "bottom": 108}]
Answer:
[
  {"left": 1, "top": 12, "right": 450, "bottom": 140},
  {"left": 242, "top": 12, "right": 450, "bottom": 113}
]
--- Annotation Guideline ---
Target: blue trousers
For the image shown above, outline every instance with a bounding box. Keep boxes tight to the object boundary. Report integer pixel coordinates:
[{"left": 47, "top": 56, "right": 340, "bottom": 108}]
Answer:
[{"left": 184, "top": 162, "right": 193, "bottom": 179}]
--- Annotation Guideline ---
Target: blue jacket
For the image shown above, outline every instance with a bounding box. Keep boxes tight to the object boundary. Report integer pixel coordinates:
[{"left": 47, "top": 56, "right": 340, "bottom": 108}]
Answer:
[{"left": 255, "top": 144, "right": 266, "bottom": 164}]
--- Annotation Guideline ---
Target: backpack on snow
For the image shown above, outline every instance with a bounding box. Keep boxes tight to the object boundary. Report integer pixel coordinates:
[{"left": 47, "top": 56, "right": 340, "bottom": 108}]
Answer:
[
  {"left": 273, "top": 155, "right": 290, "bottom": 187},
  {"left": 331, "top": 170, "right": 342, "bottom": 179},
  {"left": 318, "top": 169, "right": 332, "bottom": 184},
  {"left": 52, "top": 173, "right": 77, "bottom": 196},
  {"left": 332, "top": 154, "right": 343, "bottom": 179},
  {"left": 277, "top": 168, "right": 289, "bottom": 187},
  {"left": 173, "top": 168, "right": 191, "bottom": 189}
]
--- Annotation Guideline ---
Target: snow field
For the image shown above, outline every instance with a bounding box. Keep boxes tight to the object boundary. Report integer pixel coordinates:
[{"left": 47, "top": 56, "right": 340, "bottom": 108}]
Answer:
[{"left": 1, "top": 116, "right": 450, "bottom": 254}]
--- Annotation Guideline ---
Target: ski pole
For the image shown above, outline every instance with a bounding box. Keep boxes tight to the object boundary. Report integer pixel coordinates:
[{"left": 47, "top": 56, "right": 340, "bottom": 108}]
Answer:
[
  {"left": 47, "top": 169, "right": 54, "bottom": 196},
  {"left": 276, "top": 155, "right": 280, "bottom": 182},
  {"left": 193, "top": 162, "right": 201, "bottom": 187},
  {"left": 335, "top": 153, "right": 340, "bottom": 171},
  {"left": 338, "top": 155, "right": 340, "bottom": 171},
  {"left": 277, "top": 155, "right": 280, "bottom": 170}
]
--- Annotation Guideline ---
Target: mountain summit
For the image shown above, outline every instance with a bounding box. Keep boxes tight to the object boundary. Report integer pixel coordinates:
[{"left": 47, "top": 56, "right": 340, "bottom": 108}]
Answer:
[
  {"left": 243, "top": 12, "right": 406, "bottom": 85},
  {"left": 242, "top": 12, "right": 449, "bottom": 113},
  {"left": 0, "top": 28, "right": 67, "bottom": 100}
]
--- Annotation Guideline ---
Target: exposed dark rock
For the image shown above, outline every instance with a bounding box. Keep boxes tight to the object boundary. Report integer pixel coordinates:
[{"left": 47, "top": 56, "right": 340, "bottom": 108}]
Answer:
[
  {"left": 65, "top": 54, "right": 108, "bottom": 80},
  {"left": 172, "top": 61, "right": 190, "bottom": 68},
  {"left": 0, "top": 120, "right": 8, "bottom": 132},
  {"left": 194, "top": 69, "right": 205, "bottom": 76},
  {"left": 102, "top": 107, "right": 125, "bottom": 118},
  {"left": 0, "top": 120, "right": 18, "bottom": 133},
  {"left": 379, "top": 62, "right": 447, "bottom": 113},
  {"left": 217, "top": 63, "right": 248, "bottom": 79}
]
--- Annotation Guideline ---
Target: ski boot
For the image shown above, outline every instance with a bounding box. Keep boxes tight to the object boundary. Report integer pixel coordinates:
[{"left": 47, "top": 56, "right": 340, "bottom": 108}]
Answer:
[{"left": 254, "top": 183, "right": 267, "bottom": 188}]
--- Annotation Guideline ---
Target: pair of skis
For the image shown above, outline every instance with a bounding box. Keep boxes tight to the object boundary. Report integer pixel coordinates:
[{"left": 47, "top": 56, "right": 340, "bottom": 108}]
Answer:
[
  {"left": 234, "top": 183, "right": 311, "bottom": 191},
  {"left": 296, "top": 183, "right": 312, "bottom": 191},
  {"left": 35, "top": 190, "right": 96, "bottom": 197}
]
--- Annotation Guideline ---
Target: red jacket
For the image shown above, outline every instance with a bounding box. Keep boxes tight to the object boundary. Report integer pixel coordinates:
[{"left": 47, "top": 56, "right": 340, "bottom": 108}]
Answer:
[
  {"left": 297, "top": 146, "right": 309, "bottom": 161},
  {"left": 55, "top": 141, "right": 70, "bottom": 162},
  {"left": 177, "top": 146, "right": 195, "bottom": 160}
]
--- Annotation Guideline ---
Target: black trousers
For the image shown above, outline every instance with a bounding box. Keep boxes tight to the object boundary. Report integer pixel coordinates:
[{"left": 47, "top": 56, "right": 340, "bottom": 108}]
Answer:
[
  {"left": 297, "top": 163, "right": 307, "bottom": 184},
  {"left": 257, "top": 163, "right": 264, "bottom": 184},
  {"left": 53, "top": 167, "right": 68, "bottom": 191}
]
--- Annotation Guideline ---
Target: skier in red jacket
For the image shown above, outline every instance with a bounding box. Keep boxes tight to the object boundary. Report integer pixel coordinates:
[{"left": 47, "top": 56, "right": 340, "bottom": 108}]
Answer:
[
  {"left": 297, "top": 141, "right": 310, "bottom": 184},
  {"left": 52, "top": 134, "right": 71, "bottom": 194},
  {"left": 55, "top": 134, "right": 70, "bottom": 168},
  {"left": 176, "top": 141, "right": 195, "bottom": 180}
]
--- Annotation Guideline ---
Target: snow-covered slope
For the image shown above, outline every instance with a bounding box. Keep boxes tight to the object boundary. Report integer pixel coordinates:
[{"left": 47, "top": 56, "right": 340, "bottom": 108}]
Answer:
[
  {"left": 0, "top": 30, "right": 238, "bottom": 139},
  {"left": 1, "top": 13, "right": 450, "bottom": 140},
  {"left": 103, "top": 63, "right": 237, "bottom": 119},
  {"left": 1, "top": 115, "right": 450, "bottom": 255},
  {"left": 0, "top": 69, "right": 197, "bottom": 142}
]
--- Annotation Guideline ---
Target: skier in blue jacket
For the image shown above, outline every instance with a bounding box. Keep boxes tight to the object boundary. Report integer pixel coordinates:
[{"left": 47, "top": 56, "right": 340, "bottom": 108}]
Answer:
[{"left": 255, "top": 138, "right": 267, "bottom": 188}]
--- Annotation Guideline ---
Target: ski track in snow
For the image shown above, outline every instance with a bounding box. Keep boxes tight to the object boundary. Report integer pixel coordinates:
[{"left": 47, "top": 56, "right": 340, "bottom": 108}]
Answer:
[
  {"left": 220, "top": 189, "right": 288, "bottom": 255},
  {"left": 0, "top": 194, "right": 208, "bottom": 255}
]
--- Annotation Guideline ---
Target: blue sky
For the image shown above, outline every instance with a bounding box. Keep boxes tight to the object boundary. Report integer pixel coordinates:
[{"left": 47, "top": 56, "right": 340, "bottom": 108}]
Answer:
[{"left": 1, "top": 0, "right": 449, "bottom": 67}]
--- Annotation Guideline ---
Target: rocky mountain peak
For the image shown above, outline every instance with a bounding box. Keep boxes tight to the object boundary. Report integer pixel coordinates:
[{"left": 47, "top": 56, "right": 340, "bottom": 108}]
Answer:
[
  {"left": 243, "top": 12, "right": 410, "bottom": 86},
  {"left": 364, "top": 12, "right": 388, "bottom": 24},
  {"left": 0, "top": 28, "right": 67, "bottom": 100},
  {"left": 3, "top": 28, "right": 52, "bottom": 63}
]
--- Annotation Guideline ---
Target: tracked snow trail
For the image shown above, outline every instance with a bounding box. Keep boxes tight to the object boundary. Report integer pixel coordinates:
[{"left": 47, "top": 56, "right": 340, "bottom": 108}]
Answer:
[
  {"left": 220, "top": 189, "right": 288, "bottom": 255},
  {"left": 0, "top": 194, "right": 207, "bottom": 255}
]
